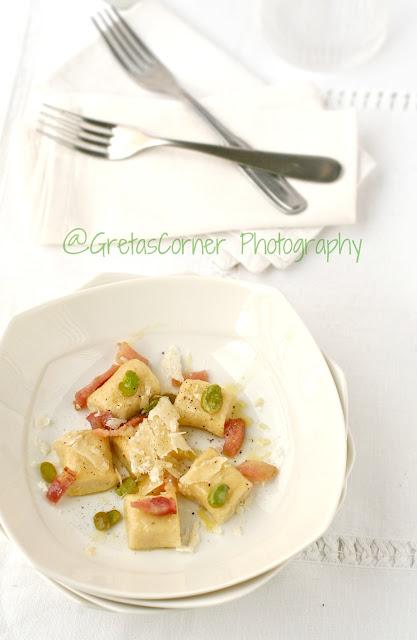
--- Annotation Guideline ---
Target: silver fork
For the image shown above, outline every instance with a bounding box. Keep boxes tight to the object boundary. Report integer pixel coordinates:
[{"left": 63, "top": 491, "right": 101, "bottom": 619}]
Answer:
[
  {"left": 92, "top": 5, "right": 309, "bottom": 214},
  {"left": 38, "top": 104, "right": 342, "bottom": 181}
]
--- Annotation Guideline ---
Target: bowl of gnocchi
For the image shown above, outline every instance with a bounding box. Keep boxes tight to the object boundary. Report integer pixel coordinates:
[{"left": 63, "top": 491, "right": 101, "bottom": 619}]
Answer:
[{"left": 0, "top": 276, "right": 347, "bottom": 600}]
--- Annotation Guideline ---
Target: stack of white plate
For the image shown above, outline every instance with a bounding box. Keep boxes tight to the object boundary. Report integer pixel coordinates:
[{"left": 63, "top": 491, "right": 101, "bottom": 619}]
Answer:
[{"left": 0, "top": 275, "right": 354, "bottom": 613}]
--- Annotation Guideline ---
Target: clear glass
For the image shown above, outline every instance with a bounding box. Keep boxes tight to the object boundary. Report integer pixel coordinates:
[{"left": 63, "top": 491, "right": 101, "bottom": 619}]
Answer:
[{"left": 261, "top": 0, "right": 389, "bottom": 72}]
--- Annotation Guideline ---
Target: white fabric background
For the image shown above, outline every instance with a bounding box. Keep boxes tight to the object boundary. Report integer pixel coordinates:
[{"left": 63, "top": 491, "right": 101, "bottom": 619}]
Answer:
[{"left": 0, "top": 0, "right": 416, "bottom": 638}]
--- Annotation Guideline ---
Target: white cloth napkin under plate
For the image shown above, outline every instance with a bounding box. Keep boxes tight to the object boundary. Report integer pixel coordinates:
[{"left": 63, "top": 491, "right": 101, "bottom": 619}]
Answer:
[{"left": 24, "top": 0, "right": 372, "bottom": 269}]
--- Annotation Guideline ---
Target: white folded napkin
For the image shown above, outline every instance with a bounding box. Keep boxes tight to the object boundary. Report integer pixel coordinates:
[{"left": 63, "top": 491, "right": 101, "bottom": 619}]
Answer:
[{"left": 25, "top": 0, "right": 372, "bottom": 269}]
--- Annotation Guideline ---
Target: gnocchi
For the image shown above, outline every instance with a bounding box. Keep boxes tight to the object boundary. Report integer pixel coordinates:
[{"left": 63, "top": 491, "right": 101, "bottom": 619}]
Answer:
[
  {"left": 87, "top": 359, "right": 160, "bottom": 420},
  {"left": 53, "top": 430, "right": 118, "bottom": 496},
  {"left": 179, "top": 448, "right": 252, "bottom": 524},
  {"left": 174, "top": 379, "right": 235, "bottom": 437},
  {"left": 124, "top": 488, "right": 181, "bottom": 550}
]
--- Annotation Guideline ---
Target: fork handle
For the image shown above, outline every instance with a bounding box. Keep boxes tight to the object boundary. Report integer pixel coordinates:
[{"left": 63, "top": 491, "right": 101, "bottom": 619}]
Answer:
[
  {"left": 180, "top": 90, "right": 307, "bottom": 214},
  {"left": 165, "top": 138, "right": 341, "bottom": 183}
]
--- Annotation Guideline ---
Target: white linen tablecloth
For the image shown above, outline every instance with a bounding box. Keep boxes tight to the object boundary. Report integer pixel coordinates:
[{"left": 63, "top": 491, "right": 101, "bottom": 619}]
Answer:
[{"left": 0, "top": 0, "right": 416, "bottom": 638}]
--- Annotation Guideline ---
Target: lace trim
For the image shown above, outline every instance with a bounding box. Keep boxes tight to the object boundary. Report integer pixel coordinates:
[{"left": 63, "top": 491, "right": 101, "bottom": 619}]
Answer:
[
  {"left": 299, "top": 535, "right": 417, "bottom": 568},
  {"left": 323, "top": 89, "right": 417, "bottom": 112}
]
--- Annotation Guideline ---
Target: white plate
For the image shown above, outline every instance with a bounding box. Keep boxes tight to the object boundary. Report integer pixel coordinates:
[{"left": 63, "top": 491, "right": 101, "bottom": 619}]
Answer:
[
  {"left": 0, "top": 267, "right": 353, "bottom": 612},
  {"left": 63, "top": 354, "right": 354, "bottom": 610},
  {"left": 1, "top": 379, "right": 354, "bottom": 613},
  {"left": 0, "top": 358, "right": 353, "bottom": 614},
  {"left": 0, "top": 276, "right": 346, "bottom": 599},
  {"left": 52, "top": 577, "right": 163, "bottom": 615},
  {"left": 0, "top": 274, "right": 353, "bottom": 612}
]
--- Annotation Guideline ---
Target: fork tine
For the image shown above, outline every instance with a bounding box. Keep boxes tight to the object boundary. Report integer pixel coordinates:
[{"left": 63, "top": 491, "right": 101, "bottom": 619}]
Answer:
[
  {"left": 43, "top": 103, "right": 115, "bottom": 133},
  {"left": 40, "top": 113, "right": 111, "bottom": 148},
  {"left": 39, "top": 106, "right": 112, "bottom": 154},
  {"left": 97, "top": 10, "right": 148, "bottom": 72},
  {"left": 107, "top": 6, "right": 158, "bottom": 64},
  {"left": 92, "top": 14, "right": 144, "bottom": 76},
  {"left": 37, "top": 127, "right": 109, "bottom": 159},
  {"left": 101, "top": 8, "right": 151, "bottom": 68}
]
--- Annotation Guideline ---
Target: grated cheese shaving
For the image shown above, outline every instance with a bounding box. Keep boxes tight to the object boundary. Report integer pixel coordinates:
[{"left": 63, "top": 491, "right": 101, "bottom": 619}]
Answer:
[
  {"left": 161, "top": 345, "right": 183, "bottom": 383},
  {"left": 105, "top": 417, "right": 126, "bottom": 429},
  {"left": 127, "top": 412, "right": 192, "bottom": 483},
  {"left": 176, "top": 520, "right": 200, "bottom": 553},
  {"left": 179, "top": 455, "right": 227, "bottom": 487},
  {"left": 148, "top": 396, "right": 179, "bottom": 432},
  {"left": 35, "top": 415, "right": 51, "bottom": 429}
]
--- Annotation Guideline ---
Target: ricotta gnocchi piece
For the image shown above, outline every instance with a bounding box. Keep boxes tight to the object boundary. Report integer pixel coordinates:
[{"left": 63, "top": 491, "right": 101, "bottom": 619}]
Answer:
[
  {"left": 179, "top": 449, "right": 252, "bottom": 524},
  {"left": 124, "top": 488, "right": 181, "bottom": 550},
  {"left": 87, "top": 359, "right": 160, "bottom": 420},
  {"left": 53, "top": 430, "right": 118, "bottom": 496},
  {"left": 174, "top": 379, "right": 235, "bottom": 437}
]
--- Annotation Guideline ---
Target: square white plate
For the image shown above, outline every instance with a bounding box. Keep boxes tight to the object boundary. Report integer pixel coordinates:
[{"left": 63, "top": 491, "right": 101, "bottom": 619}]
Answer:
[{"left": 0, "top": 276, "right": 346, "bottom": 599}]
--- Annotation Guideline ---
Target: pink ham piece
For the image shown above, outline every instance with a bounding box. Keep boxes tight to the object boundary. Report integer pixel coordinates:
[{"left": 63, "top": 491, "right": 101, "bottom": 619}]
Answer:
[
  {"left": 187, "top": 370, "right": 209, "bottom": 382},
  {"left": 92, "top": 425, "right": 133, "bottom": 438},
  {"left": 172, "top": 370, "right": 209, "bottom": 387},
  {"left": 116, "top": 342, "right": 149, "bottom": 365},
  {"left": 91, "top": 414, "right": 144, "bottom": 438},
  {"left": 73, "top": 364, "right": 119, "bottom": 410},
  {"left": 131, "top": 496, "right": 177, "bottom": 516},
  {"left": 86, "top": 410, "right": 114, "bottom": 430},
  {"left": 125, "top": 415, "right": 145, "bottom": 428},
  {"left": 46, "top": 467, "right": 77, "bottom": 504},
  {"left": 236, "top": 460, "right": 278, "bottom": 483},
  {"left": 222, "top": 418, "right": 246, "bottom": 457}
]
